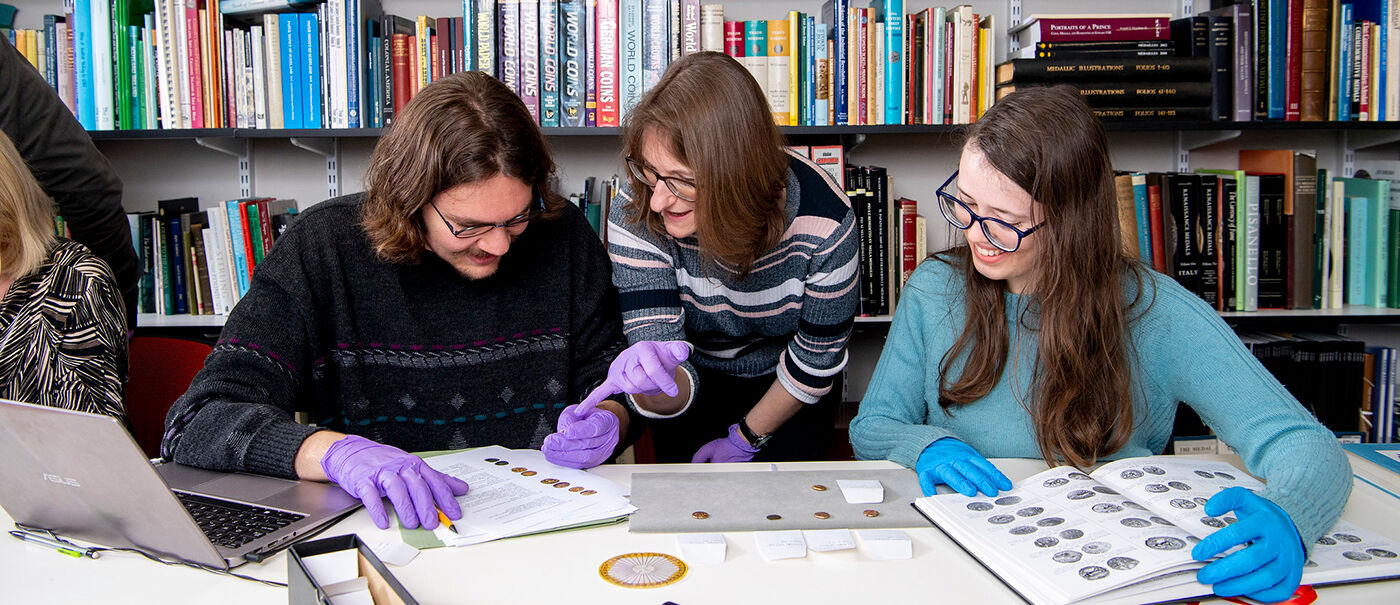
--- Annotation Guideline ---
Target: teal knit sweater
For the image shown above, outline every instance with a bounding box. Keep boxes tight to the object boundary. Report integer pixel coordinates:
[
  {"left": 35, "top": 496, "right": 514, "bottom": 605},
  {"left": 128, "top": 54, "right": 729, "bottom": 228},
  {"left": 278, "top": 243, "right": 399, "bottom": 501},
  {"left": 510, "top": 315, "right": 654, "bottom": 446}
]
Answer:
[{"left": 850, "top": 256, "right": 1352, "bottom": 546}]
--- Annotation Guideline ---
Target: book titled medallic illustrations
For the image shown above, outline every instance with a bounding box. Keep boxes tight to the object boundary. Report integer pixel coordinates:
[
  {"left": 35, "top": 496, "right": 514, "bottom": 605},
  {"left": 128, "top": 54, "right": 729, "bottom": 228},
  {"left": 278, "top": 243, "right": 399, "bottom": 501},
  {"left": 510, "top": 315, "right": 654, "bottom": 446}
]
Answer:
[{"left": 914, "top": 457, "right": 1400, "bottom": 605}]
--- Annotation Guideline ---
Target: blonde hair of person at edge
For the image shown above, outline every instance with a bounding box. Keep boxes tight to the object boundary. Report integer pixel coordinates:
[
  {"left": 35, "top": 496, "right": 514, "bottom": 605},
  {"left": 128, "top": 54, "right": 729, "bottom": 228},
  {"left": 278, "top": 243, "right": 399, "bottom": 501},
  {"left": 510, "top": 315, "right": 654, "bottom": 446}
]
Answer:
[
  {"left": 0, "top": 128, "right": 127, "bottom": 419},
  {"left": 849, "top": 85, "right": 1351, "bottom": 604}
]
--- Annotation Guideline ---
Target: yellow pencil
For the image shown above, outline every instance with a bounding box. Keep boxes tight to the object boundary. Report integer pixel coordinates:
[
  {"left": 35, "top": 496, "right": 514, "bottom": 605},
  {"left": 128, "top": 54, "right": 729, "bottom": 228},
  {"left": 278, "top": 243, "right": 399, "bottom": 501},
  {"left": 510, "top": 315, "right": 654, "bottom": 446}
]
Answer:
[{"left": 437, "top": 509, "right": 459, "bottom": 534}]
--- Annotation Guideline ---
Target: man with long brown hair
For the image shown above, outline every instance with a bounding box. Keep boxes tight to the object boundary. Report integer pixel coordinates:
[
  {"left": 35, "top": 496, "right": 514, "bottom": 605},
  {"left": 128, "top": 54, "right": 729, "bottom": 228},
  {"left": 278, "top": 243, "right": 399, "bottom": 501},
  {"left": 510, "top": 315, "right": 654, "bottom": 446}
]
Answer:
[
  {"left": 162, "top": 72, "right": 634, "bottom": 533},
  {"left": 851, "top": 86, "right": 1349, "bottom": 604}
]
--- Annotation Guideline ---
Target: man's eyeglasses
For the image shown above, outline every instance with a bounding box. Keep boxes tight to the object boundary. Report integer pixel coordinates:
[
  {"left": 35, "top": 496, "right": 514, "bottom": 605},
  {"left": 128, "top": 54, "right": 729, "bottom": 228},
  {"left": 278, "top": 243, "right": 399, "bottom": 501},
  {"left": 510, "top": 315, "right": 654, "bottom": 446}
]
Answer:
[
  {"left": 429, "top": 194, "right": 545, "bottom": 240},
  {"left": 936, "top": 170, "right": 1043, "bottom": 253},
  {"left": 625, "top": 156, "right": 698, "bottom": 202}
]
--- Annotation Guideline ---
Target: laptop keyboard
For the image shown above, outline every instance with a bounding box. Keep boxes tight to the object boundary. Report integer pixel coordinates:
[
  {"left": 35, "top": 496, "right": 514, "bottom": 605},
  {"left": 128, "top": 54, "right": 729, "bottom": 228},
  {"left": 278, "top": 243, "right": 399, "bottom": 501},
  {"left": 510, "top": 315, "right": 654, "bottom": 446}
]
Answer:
[{"left": 174, "top": 491, "right": 306, "bottom": 550}]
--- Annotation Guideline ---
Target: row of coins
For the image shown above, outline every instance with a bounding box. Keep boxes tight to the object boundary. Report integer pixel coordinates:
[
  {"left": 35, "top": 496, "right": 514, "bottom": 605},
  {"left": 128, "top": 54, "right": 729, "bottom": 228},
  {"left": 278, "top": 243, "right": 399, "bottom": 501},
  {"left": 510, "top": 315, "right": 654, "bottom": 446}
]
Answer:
[
  {"left": 690, "top": 510, "right": 881, "bottom": 520},
  {"left": 483, "top": 457, "right": 599, "bottom": 496}
]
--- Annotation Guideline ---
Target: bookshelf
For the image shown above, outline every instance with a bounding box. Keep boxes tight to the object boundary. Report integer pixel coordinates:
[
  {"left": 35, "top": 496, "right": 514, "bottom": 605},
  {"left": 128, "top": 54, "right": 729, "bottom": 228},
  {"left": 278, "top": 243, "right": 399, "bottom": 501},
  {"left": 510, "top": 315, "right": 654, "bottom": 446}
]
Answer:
[{"left": 6, "top": 0, "right": 1399, "bottom": 404}]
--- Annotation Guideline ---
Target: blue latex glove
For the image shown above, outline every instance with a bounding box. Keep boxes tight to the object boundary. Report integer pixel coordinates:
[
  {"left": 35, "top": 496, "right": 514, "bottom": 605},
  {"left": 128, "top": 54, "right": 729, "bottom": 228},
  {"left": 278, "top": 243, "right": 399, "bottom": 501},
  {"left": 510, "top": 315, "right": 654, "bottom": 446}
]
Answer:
[
  {"left": 576, "top": 341, "right": 692, "bottom": 410},
  {"left": 691, "top": 423, "right": 760, "bottom": 463},
  {"left": 542, "top": 402, "right": 622, "bottom": 469},
  {"left": 915, "top": 437, "right": 1013, "bottom": 497},
  {"left": 1192, "top": 487, "right": 1305, "bottom": 603},
  {"left": 320, "top": 435, "right": 470, "bottom": 530}
]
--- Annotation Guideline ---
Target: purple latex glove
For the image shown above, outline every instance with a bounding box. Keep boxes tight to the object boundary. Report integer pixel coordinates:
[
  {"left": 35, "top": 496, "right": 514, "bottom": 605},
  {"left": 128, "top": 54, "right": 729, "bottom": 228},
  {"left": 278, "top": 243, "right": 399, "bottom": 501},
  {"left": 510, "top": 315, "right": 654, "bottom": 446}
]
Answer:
[
  {"left": 320, "top": 435, "right": 470, "bottom": 530},
  {"left": 690, "top": 423, "right": 760, "bottom": 463},
  {"left": 575, "top": 341, "right": 692, "bottom": 411},
  {"left": 542, "top": 402, "right": 621, "bottom": 469}
]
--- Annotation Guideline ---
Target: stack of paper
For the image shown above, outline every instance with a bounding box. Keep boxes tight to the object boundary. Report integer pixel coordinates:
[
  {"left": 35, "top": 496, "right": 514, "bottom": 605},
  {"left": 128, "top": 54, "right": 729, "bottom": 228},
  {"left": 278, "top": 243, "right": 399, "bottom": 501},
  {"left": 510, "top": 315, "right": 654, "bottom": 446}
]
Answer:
[{"left": 422, "top": 446, "right": 635, "bottom": 547}]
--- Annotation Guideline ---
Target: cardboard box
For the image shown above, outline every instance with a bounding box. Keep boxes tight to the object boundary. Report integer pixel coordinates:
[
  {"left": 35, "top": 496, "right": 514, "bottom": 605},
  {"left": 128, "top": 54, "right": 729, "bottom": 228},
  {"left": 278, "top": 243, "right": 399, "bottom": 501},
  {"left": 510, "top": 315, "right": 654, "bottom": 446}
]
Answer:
[{"left": 288, "top": 534, "right": 418, "bottom": 605}]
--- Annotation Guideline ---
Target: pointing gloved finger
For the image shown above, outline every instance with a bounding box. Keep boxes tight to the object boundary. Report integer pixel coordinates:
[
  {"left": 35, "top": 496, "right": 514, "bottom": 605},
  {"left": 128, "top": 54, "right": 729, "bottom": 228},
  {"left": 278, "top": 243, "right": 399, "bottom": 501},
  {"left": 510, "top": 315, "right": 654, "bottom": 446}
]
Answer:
[
  {"left": 574, "top": 382, "right": 617, "bottom": 417},
  {"left": 378, "top": 472, "right": 418, "bottom": 529},
  {"left": 665, "top": 341, "right": 691, "bottom": 364},
  {"left": 399, "top": 468, "right": 437, "bottom": 530},
  {"left": 355, "top": 479, "right": 390, "bottom": 529}
]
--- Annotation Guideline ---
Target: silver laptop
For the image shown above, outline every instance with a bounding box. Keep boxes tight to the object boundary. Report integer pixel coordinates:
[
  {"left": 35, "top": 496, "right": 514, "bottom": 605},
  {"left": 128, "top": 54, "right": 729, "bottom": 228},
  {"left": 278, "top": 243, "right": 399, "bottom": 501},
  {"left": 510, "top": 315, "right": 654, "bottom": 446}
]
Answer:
[{"left": 0, "top": 398, "right": 360, "bottom": 569}]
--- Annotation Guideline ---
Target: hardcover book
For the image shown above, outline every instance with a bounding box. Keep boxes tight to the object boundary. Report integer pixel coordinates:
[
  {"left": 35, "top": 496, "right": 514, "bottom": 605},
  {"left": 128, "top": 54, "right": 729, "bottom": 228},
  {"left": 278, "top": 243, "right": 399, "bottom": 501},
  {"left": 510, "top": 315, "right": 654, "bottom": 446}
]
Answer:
[
  {"left": 1008, "top": 14, "right": 1171, "bottom": 46},
  {"left": 914, "top": 456, "right": 1400, "bottom": 605}
]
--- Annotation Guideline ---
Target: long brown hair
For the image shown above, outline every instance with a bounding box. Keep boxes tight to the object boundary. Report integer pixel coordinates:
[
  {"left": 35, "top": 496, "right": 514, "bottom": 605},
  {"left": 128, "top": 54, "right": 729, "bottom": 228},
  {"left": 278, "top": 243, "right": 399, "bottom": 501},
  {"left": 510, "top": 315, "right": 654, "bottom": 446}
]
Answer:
[
  {"left": 362, "top": 71, "right": 566, "bottom": 264},
  {"left": 620, "top": 51, "right": 788, "bottom": 279},
  {"left": 937, "top": 85, "right": 1145, "bottom": 469}
]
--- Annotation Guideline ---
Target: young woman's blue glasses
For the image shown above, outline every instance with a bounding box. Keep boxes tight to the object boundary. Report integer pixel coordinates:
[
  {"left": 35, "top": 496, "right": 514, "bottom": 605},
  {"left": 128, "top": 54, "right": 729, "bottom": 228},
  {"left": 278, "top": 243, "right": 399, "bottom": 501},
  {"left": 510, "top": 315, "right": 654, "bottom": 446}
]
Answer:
[{"left": 936, "top": 170, "right": 1043, "bottom": 253}]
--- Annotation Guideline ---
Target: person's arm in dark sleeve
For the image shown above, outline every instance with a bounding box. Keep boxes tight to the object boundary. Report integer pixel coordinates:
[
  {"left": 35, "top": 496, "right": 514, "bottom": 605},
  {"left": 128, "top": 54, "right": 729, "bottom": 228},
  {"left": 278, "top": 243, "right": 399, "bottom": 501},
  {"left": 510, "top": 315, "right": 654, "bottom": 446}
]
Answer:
[{"left": 0, "top": 35, "right": 138, "bottom": 326}]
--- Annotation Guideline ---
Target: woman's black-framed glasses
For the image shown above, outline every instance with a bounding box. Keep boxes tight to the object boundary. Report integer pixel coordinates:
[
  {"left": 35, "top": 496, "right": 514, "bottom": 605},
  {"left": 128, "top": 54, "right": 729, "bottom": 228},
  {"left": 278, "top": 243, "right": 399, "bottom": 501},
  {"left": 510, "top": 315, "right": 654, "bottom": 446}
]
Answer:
[
  {"left": 625, "top": 156, "right": 698, "bottom": 202},
  {"left": 429, "top": 194, "right": 546, "bottom": 240},
  {"left": 936, "top": 170, "right": 1043, "bottom": 253}
]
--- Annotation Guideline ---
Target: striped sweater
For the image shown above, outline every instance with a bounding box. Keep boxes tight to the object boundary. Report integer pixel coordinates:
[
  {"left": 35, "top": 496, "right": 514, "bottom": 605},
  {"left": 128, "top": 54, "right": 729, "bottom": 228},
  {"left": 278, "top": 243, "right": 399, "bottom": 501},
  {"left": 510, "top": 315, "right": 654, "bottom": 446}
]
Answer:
[
  {"left": 162, "top": 195, "right": 625, "bottom": 479},
  {"left": 606, "top": 150, "right": 859, "bottom": 407}
]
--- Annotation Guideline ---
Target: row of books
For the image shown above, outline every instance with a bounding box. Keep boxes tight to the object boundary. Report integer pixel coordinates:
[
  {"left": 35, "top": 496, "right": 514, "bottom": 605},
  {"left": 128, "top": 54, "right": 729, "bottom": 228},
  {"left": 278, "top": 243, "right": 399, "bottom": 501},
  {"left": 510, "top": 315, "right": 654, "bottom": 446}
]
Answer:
[
  {"left": 992, "top": 4, "right": 1399, "bottom": 123},
  {"left": 126, "top": 196, "right": 300, "bottom": 316},
  {"left": 1113, "top": 153, "right": 1397, "bottom": 312}
]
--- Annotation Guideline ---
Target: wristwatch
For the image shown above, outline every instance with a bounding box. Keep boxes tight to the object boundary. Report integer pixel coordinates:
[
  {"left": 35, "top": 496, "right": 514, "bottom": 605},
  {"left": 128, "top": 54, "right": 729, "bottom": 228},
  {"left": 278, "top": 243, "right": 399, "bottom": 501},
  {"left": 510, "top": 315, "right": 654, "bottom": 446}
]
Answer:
[{"left": 737, "top": 416, "right": 773, "bottom": 449}]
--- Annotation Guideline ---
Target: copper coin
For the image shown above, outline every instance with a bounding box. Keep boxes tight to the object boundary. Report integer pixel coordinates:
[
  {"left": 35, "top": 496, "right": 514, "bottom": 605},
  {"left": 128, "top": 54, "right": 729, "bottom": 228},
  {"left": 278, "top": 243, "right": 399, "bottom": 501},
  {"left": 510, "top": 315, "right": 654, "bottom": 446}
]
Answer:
[
  {"left": 521, "top": 471, "right": 537, "bottom": 476},
  {"left": 484, "top": 458, "right": 499, "bottom": 463},
  {"left": 569, "top": 486, "right": 585, "bottom": 492},
  {"left": 766, "top": 514, "right": 782, "bottom": 521},
  {"left": 553, "top": 482, "right": 571, "bottom": 488},
  {"left": 692, "top": 511, "right": 710, "bottom": 519},
  {"left": 811, "top": 484, "right": 828, "bottom": 491},
  {"left": 581, "top": 490, "right": 597, "bottom": 495},
  {"left": 494, "top": 460, "right": 509, "bottom": 465},
  {"left": 863, "top": 509, "right": 880, "bottom": 517},
  {"left": 511, "top": 467, "right": 527, "bottom": 473},
  {"left": 541, "top": 478, "right": 559, "bottom": 484},
  {"left": 814, "top": 512, "right": 831, "bottom": 520}
]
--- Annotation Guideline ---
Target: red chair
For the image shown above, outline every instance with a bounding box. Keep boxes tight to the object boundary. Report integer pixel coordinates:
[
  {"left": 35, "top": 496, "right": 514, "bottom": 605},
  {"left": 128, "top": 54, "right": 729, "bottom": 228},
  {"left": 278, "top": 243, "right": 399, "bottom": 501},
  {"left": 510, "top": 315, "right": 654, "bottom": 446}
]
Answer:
[{"left": 123, "top": 336, "right": 213, "bottom": 458}]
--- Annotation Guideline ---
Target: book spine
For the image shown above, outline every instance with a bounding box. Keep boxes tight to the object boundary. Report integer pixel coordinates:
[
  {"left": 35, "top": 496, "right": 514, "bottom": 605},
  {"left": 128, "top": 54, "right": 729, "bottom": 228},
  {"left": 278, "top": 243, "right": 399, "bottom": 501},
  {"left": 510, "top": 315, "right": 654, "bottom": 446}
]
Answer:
[
  {"left": 476, "top": 0, "right": 495, "bottom": 75},
  {"left": 92, "top": 0, "right": 114, "bottom": 129},
  {"left": 540, "top": 1, "right": 560, "bottom": 126},
  {"left": 1220, "top": 177, "right": 1237, "bottom": 310},
  {"left": 1022, "top": 17, "right": 1172, "bottom": 42},
  {"left": 815, "top": 22, "right": 828, "bottom": 127},
  {"left": 766, "top": 20, "right": 789, "bottom": 125},
  {"left": 181, "top": 0, "right": 202, "bottom": 128},
  {"left": 1347, "top": 195, "right": 1368, "bottom": 305},
  {"left": 883, "top": 0, "right": 902, "bottom": 125},
  {"left": 824, "top": 0, "right": 847, "bottom": 125},
  {"left": 251, "top": 26, "right": 267, "bottom": 129},
  {"left": 597, "top": 0, "right": 619, "bottom": 126},
  {"left": 995, "top": 56, "right": 1213, "bottom": 85},
  {"left": 1207, "top": 17, "right": 1231, "bottom": 121},
  {"left": 584, "top": 0, "right": 595, "bottom": 126},
  {"left": 1198, "top": 175, "right": 1220, "bottom": 309},
  {"left": 520, "top": 0, "right": 540, "bottom": 123},
  {"left": 560, "top": 0, "right": 585, "bottom": 126},
  {"left": 620, "top": 0, "right": 642, "bottom": 117},
  {"left": 168, "top": 216, "right": 187, "bottom": 314},
  {"left": 700, "top": 3, "right": 722, "bottom": 52},
  {"left": 641, "top": 0, "right": 666, "bottom": 91},
  {"left": 498, "top": 0, "right": 520, "bottom": 96},
  {"left": 1284, "top": 0, "right": 1304, "bottom": 120},
  {"left": 680, "top": 0, "right": 699, "bottom": 55}
]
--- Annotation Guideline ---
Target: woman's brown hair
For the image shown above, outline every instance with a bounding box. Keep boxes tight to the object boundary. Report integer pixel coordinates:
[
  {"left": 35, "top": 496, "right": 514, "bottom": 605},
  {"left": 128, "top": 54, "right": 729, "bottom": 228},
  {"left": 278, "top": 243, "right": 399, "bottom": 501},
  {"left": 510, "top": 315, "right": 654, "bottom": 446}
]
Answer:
[
  {"left": 620, "top": 51, "right": 789, "bottom": 279},
  {"left": 0, "top": 129, "right": 56, "bottom": 280},
  {"left": 362, "top": 71, "right": 566, "bottom": 264},
  {"left": 936, "top": 85, "right": 1146, "bottom": 469}
]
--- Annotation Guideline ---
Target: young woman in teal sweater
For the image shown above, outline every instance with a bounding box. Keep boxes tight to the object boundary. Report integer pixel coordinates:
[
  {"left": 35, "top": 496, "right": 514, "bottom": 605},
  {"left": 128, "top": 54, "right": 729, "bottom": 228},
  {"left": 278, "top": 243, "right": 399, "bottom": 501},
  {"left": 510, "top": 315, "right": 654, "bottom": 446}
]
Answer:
[{"left": 849, "top": 86, "right": 1350, "bottom": 604}]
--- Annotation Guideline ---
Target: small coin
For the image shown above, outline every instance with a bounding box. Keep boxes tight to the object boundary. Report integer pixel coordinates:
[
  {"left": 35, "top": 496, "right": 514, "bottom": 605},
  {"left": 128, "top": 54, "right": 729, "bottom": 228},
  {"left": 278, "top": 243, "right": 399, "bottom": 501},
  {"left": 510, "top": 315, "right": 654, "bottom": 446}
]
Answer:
[
  {"left": 814, "top": 512, "right": 831, "bottom": 520},
  {"left": 569, "top": 486, "right": 585, "bottom": 492},
  {"left": 494, "top": 460, "right": 509, "bottom": 466},
  {"left": 766, "top": 514, "right": 782, "bottom": 521},
  {"left": 581, "top": 490, "right": 597, "bottom": 495},
  {"left": 541, "top": 478, "right": 559, "bottom": 484},
  {"left": 692, "top": 511, "right": 710, "bottom": 519},
  {"left": 811, "top": 484, "right": 828, "bottom": 491},
  {"left": 511, "top": 467, "right": 527, "bottom": 473},
  {"left": 553, "top": 482, "right": 571, "bottom": 489},
  {"left": 521, "top": 471, "right": 537, "bottom": 476},
  {"left": 863, "top": 509, "right": 880, "bottom": 518},
  {"left": 484, "top": 458, "right": 500, "bottom": 463}
]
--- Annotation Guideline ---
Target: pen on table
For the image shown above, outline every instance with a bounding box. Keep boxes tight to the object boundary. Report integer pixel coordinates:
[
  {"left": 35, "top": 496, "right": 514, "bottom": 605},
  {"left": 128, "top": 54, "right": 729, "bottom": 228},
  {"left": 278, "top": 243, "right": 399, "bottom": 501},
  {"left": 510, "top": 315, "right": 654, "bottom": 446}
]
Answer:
[
  {"left": 436, "top": 509, "right": 459, "bottom": 534},
  {"left": 8, "top": 530, "right": 97, "bottom": 559}
]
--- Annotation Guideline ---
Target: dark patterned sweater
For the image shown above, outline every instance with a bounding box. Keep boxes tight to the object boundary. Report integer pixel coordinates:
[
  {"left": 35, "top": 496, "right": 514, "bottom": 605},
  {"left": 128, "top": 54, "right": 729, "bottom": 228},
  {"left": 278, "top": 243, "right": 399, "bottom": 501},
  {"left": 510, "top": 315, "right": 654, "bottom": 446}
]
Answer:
[{"left": 162, "top": 194, "right": 625, "bottom": 479}]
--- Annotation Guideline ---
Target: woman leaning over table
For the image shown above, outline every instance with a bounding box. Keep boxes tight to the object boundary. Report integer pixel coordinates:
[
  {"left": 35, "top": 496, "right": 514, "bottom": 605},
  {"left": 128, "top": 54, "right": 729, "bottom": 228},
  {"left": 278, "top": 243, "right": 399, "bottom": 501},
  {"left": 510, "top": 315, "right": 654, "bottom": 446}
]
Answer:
[
  {"left": 0, "top": 129, "right": 127, "bottom": 419},
  {"left": 574, "top": 51, "right": 859, "bottom": 463},
  {"left": 848, "top": 86, "right": 1350, "bottom": 604}
]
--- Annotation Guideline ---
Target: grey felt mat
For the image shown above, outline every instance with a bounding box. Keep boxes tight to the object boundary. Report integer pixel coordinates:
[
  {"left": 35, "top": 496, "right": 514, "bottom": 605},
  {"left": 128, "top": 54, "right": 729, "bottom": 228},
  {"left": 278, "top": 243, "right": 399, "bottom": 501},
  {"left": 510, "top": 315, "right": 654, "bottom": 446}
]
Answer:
[{"left": 628, "top": 469, "right": 925, "bottom": 533}]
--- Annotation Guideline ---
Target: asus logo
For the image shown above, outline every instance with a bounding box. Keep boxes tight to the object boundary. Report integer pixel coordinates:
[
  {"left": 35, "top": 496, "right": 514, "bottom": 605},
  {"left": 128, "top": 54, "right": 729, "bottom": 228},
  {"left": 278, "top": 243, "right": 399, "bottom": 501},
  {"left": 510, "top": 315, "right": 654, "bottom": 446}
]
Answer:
[{"left": 43, "top": 473, "right": 81, "bottom": 487}]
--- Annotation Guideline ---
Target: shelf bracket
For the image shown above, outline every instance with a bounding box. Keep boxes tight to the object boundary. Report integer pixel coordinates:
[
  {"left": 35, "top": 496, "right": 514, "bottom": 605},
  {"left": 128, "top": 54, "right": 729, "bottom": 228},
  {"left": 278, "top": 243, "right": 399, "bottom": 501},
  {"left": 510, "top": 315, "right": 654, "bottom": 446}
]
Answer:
[
  {"left": 1180, "top": 0, "right": 1195, "bottom": 18},
  {"left": 841, "top": 133, "right": 868, "bottom": 151},
  {"left": 289, "top": 137, "right": 341, "bottom": 198},
  {"left": 1176, "top": 130, "right": 1241, "bottom": 172},
  {"left": 1006, "top": 0, "right": 1022, "bottom": 55},
  {"left": 195, "top": 137, "right": 253, "bottom": 198}
]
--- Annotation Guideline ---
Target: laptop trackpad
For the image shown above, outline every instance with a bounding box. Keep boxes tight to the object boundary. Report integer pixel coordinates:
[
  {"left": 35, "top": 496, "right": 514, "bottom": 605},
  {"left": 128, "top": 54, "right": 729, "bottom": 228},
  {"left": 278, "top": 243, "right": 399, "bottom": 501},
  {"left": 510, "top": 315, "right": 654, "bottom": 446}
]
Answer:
[{"left": 193, "top": 474, "right": 297, "bottom": 502}]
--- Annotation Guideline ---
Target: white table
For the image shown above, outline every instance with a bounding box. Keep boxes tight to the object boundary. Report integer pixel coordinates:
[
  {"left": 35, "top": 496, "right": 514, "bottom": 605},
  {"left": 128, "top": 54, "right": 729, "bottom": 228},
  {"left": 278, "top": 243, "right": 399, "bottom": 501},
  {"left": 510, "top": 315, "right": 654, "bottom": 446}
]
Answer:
[{"left": 3, "top": 456, "right": 1398, "bottom": 604}]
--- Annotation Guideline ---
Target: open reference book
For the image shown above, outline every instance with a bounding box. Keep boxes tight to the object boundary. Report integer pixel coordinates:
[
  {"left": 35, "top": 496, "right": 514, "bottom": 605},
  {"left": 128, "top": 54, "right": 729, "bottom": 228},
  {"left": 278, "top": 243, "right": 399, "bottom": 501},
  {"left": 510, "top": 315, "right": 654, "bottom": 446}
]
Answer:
[{"left": 914, "top": 457, "right": 1400, "bottom": 605}]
